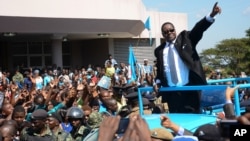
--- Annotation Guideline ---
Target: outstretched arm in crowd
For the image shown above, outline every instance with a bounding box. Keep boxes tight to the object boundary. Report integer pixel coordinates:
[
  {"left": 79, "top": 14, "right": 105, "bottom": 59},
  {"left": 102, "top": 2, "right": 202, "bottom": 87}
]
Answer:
[
  {"left": 217, "top": 85, "right": 240, "bottom": 120},
  {"left": 98, "top": 115, "right": 152, "bottom": 141},
  {"left": 160, "top": 115, "right": 192, "bottom": 136}
]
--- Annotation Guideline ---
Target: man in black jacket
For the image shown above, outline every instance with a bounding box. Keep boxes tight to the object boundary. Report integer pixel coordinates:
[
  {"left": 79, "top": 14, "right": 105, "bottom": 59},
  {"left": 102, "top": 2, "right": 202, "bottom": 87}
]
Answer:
[{"left": 154, "top": 2, "right": 221, "bottom": 113}]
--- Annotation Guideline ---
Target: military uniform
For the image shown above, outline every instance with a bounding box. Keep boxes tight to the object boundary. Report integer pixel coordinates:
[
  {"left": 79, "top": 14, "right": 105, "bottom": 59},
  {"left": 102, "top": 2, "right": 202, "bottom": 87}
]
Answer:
[
  {"left": 54, "top": 127, "right": 73, "bottom": 141},
  {"left": 20, "top": 125, "right": 56, "bottom": 141},
  {"left": 20, "top": 109, "right": 56, "bottom": 141},
  {"left": 71, "top": 125, "right": 90, "bottom": 141}
]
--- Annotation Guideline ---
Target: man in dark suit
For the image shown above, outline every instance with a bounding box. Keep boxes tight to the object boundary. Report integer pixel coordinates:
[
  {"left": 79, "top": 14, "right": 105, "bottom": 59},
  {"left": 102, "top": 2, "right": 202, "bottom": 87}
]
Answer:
[{"left": 154, "top": 2, "right": 222, "bottom": 113}]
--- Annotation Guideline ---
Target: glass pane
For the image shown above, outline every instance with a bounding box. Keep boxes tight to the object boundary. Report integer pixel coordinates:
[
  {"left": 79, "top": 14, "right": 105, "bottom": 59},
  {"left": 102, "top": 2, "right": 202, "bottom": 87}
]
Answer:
[
  {"left": 29, "top": 42, "right": 42, "bottom": 54},
  {"left": 12, "top": 56, "right": 28, "bottom": 68},
  {"left": 63, "top": 55, "right": 71, "bottom": 67},
  {"left": 44, "top": 56, "right": 52, "bottom": 66},
  {"left": 30, "top": 56, "right": 42, "bottom": 66},
  {"left": 43, "top": 42, "right": 51, "bottom": 54},
  {"left": 11, "top": 42, "right": 27, "bottom": 54}
]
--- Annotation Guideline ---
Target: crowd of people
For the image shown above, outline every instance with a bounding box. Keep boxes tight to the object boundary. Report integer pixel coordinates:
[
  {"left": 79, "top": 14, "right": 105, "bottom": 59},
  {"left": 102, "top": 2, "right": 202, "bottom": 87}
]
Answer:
[
  {"left": 0, "top": 52, "right": 170, "bottom": 141},
  {"left": 1, "top": 63, "right": 250, "bottom": 141}
]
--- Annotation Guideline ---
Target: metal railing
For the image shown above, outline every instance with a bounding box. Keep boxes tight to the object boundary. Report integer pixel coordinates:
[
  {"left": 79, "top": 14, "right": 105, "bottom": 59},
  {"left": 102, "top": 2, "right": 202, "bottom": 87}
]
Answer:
[{"left": 138, "top": 77, "right": 250, "bottom": 116}]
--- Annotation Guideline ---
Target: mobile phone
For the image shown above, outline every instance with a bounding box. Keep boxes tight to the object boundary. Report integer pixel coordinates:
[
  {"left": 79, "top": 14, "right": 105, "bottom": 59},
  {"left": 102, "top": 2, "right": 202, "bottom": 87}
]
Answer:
[
  {"left": 116, "top": 118, "right": 129, "bottom": 134},
  {"left": 219, "top": 119, "right": 239, "bottom": 138}
]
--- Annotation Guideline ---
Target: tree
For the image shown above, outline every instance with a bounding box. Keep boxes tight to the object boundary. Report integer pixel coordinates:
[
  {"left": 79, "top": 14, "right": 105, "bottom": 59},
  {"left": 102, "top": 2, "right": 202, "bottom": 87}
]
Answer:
[
  {"left": 200, "top": 28, "right": 250, "bottom": 76},
  {"left": 246, "top": 28, "right": 250, "bottom": 38}
]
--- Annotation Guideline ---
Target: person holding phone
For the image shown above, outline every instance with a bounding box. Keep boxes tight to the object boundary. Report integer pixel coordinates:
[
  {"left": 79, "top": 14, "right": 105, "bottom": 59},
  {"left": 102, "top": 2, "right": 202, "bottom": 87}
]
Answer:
[{"left": 154, "top": 2, "right": 222, "bottom": 113}]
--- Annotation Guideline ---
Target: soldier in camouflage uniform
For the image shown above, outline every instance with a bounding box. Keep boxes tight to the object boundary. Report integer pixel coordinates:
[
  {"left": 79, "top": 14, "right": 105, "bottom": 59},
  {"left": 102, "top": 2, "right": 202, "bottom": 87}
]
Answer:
[
  {"left": 20, "top": 109, "right": 56, "bottom": 141},
  {"left": 86, "top": 112, "right": 103, "bottom": 129},
  {"left": 83, "top": 111, "right": 103, "bottom": 141},
  {"left": 47, "top": 112, "right": 73, "bottom": 141},
  {"left": 66, "top": 107, "right": 90, "bottom": 141}
]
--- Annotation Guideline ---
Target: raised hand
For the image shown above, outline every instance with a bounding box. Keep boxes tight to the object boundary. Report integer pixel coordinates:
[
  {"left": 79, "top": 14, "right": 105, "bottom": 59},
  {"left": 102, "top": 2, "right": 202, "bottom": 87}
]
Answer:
[
  {"left": 119, "top": 115, "right": 151, "bottom": 141},
  {"left": 98, "top": 116, "right": 121, "bottom": 141},
  {"left": 210, "top": 2, "right": 222, "bottom": 17},
  {"left": 225, "top": 85, "right": 240, "bottom": 101},
  {"left": 133, "top": 115, "right": 152, "bottom": 141}
]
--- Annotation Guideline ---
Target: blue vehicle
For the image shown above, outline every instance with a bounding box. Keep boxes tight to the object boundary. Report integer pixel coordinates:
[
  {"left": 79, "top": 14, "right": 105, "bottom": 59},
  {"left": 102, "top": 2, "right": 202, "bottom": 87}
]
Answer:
[{"left": 139, "top": 77, "right": 250, "bottom": 132}]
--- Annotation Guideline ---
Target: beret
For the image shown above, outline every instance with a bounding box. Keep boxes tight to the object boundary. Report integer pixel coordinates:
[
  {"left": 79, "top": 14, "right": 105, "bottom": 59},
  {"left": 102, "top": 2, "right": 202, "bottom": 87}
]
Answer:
[
  {"left": 151, "top": 128, "right": 173, "bottom": 141},
  {"left": 31, "top": 109, "right": 48, "bottom": 120},
  {"left": 48, "top": 112, "right": 63, "bottom": 123}
]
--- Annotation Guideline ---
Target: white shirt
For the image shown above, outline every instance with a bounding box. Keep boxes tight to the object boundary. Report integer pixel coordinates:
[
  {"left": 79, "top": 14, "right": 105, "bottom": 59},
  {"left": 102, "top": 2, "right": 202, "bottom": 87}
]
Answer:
[
  {"left": 163, "top": 42, "right": 189, "bottom": 86},
  {"left": 156, "top": 14, "right": 215, "bottom": 87}
]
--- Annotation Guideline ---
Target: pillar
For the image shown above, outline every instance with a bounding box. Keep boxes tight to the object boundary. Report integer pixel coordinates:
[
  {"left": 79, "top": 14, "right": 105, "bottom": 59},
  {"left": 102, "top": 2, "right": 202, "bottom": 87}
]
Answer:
[{"left": 52, "top": 39, "right": 63, "bottom": 68}]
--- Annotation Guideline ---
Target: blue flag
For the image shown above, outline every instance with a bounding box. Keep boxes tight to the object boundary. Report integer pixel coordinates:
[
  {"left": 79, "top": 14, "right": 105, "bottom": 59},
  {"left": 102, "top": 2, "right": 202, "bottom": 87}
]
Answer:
[
  {"left": 144, "top": 16, "right": 152, "bottom": 46},
  {"left": 128, "top": 46, "right": 137, "bottom": 82},
  {"left": 144, "top": 16, "right": 151, "bottom": 30}
]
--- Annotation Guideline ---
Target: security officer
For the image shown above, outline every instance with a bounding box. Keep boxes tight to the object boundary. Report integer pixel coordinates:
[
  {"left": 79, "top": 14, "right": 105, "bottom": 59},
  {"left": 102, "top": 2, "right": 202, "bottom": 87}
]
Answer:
[
  {"left": 47, "top": 112, "right": 73, "bottom": 141},
  {"left": 66, "top": 107, "right": 90, "bottom": 141},
  {"left": 125, "top": 92, "right": 152, "bottom": 117},
  {"left": 20, "top": 109, "right": 56, "bottom": 141}
]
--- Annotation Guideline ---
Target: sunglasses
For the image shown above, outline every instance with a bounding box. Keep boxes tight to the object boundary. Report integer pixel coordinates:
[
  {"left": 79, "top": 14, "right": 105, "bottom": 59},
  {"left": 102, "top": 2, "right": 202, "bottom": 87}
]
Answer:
[{"left": 162, "top": 28, "right": 175, "bottom": 35}]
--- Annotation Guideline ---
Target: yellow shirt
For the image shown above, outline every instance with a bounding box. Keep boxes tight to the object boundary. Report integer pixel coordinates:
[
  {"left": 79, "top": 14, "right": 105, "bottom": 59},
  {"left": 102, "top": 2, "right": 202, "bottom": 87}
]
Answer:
[{"left": 105, "top": 67, "right": 115, "bottom": 77}]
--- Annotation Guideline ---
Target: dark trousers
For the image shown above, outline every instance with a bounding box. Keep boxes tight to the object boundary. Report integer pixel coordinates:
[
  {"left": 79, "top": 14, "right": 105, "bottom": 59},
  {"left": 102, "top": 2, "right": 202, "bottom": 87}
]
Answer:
[{"left": 161, "top": 90, "right": 201, "bottom": 113}]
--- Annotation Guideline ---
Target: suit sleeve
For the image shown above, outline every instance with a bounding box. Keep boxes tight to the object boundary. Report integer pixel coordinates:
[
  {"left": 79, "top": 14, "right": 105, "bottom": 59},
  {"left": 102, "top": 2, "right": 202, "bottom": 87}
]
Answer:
[
  {"left": 189, "top": 17, "right": 214, "bottom": 47},
  {"left": 223, "top": 103, "right": 236, "bottom": 119}
]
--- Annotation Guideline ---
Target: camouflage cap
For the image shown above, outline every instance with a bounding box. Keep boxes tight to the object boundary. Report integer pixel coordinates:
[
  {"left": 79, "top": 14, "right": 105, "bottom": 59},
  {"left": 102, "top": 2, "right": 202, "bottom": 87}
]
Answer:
[
  {"left": 87, "top": 112, "right": 103, "bottom": 129},
  {"left": 151, "top": 128, "right": 174, "bottom": 141}
]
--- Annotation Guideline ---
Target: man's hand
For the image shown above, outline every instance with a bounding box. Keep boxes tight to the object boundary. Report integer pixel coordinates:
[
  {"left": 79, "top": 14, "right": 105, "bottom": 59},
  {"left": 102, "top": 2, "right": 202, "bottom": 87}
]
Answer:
[
  {"left": 98, "top": 116, "right": 121, "bottom": 141},
  {"left": 119, "top": 115, "right": 151, "bottom": 141},
  {"left": 160, "top": 115, "right": 180, "bottom": 133},
  {"left": 119, "top": 116, "right": 138, "bottom": 141},
  {"left": 210, "top": 2, "right": 222, "bottom": 17},
  {"left": 133, "top": 115, "right": 152, "bottom": 141},
  {"left": 225, "top": 85, "right": 240, "bottom": 101},
  {"left": 238, "top": 113, "right": 250, "bottom": 125}
]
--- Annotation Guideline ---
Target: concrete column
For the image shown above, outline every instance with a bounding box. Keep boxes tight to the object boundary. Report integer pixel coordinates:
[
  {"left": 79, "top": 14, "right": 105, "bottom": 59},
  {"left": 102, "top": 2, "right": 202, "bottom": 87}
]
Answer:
[
  {"left": 52, "top": 39, "right": 63, "bottom": 68},
  {"left": 155, "top": 37, "right": 161, "bottom": 47},
  {"left": 108, "top": 38, "right": 114, "bottom": 56}
]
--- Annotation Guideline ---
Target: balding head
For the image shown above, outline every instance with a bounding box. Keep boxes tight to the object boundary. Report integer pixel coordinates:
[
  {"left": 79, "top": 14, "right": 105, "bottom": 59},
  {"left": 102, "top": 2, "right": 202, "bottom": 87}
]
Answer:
[
  {"left": 0, "top": 124, "right": 17, "bottom": 138},
  {"left": 104, "top": 98, "right": 118, "bottom": 113}
]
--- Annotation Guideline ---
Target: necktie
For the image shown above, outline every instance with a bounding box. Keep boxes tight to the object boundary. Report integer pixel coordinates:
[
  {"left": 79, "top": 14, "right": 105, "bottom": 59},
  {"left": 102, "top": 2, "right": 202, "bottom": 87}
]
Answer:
[{"left": 168, "top": 43, "right": 178, "bottom": 84}]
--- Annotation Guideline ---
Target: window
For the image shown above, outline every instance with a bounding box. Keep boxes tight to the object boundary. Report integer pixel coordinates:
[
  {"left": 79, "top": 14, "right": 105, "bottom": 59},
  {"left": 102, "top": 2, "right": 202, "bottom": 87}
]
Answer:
[
  {"left": 30, "top": 56, "right": 42, "bottom": 66},
  {"left": 12, "top": 56, "right": 27, "bottom": 68},
  {"left": 28, "top": 42, "right": 42, "bottom": 54}
]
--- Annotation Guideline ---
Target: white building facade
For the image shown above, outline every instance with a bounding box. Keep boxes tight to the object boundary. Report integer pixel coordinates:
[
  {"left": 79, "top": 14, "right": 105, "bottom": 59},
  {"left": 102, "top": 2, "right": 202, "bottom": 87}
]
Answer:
[{"left": 0, "top": 0, "right": 187, "bottom": 70}]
